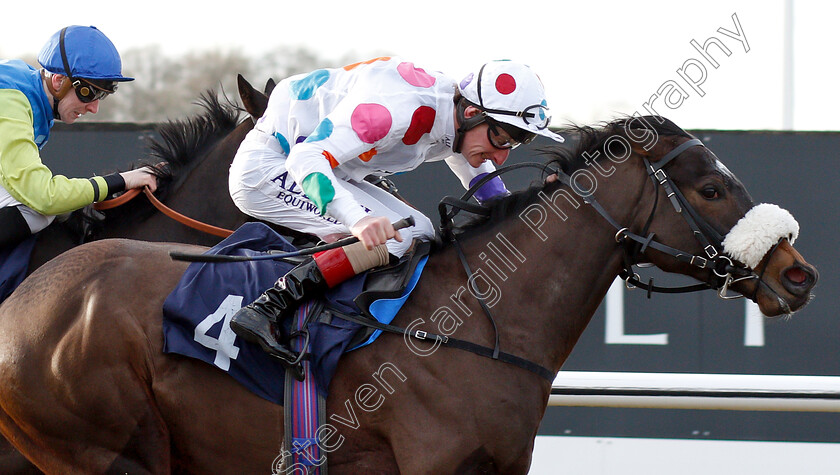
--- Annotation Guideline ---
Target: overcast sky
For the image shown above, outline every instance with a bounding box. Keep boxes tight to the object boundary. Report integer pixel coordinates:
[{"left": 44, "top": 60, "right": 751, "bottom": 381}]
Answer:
[{"left": 3, "top": 0, "right": 838, "bottom": 131}]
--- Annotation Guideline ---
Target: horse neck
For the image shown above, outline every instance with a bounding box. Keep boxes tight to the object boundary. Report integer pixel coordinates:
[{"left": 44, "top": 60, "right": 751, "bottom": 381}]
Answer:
[
  {"left": 452, "top": 158, "right": 651, "bottom": 376},
  {"left": 102, "top": 120, "right": 253, "bottom": 246}
]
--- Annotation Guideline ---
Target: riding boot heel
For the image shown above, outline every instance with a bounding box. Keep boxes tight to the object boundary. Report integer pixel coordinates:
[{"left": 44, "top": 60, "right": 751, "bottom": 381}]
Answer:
[
  {"left": 229, "top": 307, "right": 301, "bottom": 364},
  {"left": 230, "top": 259, "right": 328, "bottom": 361}
]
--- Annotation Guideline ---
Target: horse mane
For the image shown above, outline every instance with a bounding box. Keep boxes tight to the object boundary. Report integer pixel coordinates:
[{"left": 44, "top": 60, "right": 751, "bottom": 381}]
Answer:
[
  {"left": 146, "top": 91, "right": 242, "bottom": 177},
  {"left": 449, "top": 115, "right": 694, "bottom": 238},
  {"left": 60, "top": 91, "right": 243, "bottom": 240},
  {"left": 552, "top": 115, "right": 694, "bottom": 174}
]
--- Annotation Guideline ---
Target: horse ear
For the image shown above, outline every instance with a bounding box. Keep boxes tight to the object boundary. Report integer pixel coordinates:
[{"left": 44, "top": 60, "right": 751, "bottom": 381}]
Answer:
[
  {"left": 628, "top": 135, "right": 680, "bottom": 163},
  {"left": 237, "top": 74, "right": 269, "bottom": 120},
  {"left": 237, "top": 74, "right": 268, "bottom": 118},
  {"left": 264, "top": 78, "right": 277, "bottom": 96}
]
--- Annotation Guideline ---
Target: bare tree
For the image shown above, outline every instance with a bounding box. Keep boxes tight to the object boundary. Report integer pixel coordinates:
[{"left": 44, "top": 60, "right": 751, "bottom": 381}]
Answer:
[
  {"left": 93, "top": 45, "right": 345, "bottom": 123},
  {"left": 6, "top": 46, "right": 385, "bottom": 123}
]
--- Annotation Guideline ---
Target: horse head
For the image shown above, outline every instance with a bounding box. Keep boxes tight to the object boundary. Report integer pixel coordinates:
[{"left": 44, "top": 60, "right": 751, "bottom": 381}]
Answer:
[{"left": 605, "top": 116, "right": 817, "bottom": 316}]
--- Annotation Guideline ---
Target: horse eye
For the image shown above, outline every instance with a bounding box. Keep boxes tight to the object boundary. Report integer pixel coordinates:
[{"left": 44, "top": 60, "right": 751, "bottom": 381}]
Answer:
[{"left": 700, "top": 186, "right": 720, "bottom": 199}]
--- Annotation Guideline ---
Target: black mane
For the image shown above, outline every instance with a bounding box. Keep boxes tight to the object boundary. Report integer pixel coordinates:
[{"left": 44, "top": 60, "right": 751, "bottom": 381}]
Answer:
[
  {"left": 146, "top": 92, "right": 241, "bottom": 178},
  {"left": 63, "top": 92, "right": 242, "bottom": 240},
  {"left": 550, "top": 115, "right": 695, "bottom": 174},
  {"left": 449, "top": 115, "right": 693, "bottom": 238}
]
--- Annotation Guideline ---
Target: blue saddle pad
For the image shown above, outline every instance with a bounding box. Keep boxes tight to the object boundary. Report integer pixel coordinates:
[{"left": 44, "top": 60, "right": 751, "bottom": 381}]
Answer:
[{"left": 162, "top": 222, "right": 425, "bottom": 404}]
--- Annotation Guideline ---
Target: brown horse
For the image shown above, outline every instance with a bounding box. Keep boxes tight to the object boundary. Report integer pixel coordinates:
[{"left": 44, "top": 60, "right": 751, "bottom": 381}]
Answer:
[
  {"left": 0, "top": 117, "right": 818, "bottom": 473},
  {"left": 0, "top": 79, "right": 298, "bottom": 474}
]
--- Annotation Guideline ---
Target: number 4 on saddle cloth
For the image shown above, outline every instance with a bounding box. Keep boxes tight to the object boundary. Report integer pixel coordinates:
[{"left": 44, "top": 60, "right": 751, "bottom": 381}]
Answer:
[{"left": 162, "top": 222, "right": 429, "bottom": 404}]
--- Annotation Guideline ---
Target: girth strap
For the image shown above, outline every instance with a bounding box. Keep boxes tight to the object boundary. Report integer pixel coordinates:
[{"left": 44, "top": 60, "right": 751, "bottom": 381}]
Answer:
[{"left": 331, "top": 310, "right": 555, "bottom": 383}]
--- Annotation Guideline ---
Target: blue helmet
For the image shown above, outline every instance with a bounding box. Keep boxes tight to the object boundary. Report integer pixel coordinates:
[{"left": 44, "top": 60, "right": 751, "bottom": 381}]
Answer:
[{"left": 38, "top": 26, "right": 133, "bottom": 82}]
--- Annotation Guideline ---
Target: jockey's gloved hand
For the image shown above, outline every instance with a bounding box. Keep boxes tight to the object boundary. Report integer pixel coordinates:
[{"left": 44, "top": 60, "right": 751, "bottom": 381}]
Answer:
[
  {"left": 120, "top": 167, "right": 159, "bottom": 193},
  {"left": 470, "top": 173, "right": 510, "bottom": 205}
]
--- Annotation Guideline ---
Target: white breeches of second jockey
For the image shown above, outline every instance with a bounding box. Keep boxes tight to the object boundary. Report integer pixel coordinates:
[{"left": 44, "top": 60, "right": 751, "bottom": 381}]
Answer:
[
  {"left": 229, "top": 130, "right": 435, "bottom": 258},
  {"left": 0, "top": 186, "right": 55, "bottom": 233}
]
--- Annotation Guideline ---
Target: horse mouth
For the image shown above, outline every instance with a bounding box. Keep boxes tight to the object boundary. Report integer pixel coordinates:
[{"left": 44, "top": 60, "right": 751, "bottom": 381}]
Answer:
[
  {"left": 755, "top": 262, "right": 818, "bottom": 317},
  {"left": 781, "top": 264, "right": 818, "bottom": 297}
]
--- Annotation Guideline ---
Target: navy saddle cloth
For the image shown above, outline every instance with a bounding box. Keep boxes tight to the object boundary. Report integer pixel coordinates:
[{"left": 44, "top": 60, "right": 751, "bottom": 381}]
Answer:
[
  {"left": 162, "top": 222, "right": 428, "bottom": 404},
  {"left": 0, "top": 235, "right": 37, "bottom": 303}
]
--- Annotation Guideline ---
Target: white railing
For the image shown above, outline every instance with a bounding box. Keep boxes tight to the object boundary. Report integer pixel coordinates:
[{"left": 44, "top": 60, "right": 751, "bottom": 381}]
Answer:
[{"left": 549, "top": 371, "right": 840, "bottom": 412}]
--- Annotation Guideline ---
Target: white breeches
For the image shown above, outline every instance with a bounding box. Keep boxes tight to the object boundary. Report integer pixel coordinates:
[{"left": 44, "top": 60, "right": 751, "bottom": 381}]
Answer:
[
  {"left": 0, "top": 186, "right": 55, "bottom": 233},
  {"left": 229, "top": 130, "right": 435, "bottom": 258}
]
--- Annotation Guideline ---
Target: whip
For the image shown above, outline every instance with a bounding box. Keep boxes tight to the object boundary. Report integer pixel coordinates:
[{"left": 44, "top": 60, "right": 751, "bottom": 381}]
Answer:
[{"left": 169, "top": 217, "right": 415, "bottom": 263}]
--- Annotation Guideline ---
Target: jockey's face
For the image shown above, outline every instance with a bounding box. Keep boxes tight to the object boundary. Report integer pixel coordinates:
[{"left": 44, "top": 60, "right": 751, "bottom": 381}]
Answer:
[
  {"left": 460, "top": 107, "right": 511, "bottom": 168},
  {"left": 51, "top": 75, "right": 100, "bottom": 124}
]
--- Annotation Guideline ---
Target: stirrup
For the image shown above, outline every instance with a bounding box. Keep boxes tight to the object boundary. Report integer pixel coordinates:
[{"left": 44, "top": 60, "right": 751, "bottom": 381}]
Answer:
[
  {"left": 252, "top": 333, "right": 305, "bottom": 382},
  {"left": 285, "top": 361, "right": 305, "bottom": 382}
]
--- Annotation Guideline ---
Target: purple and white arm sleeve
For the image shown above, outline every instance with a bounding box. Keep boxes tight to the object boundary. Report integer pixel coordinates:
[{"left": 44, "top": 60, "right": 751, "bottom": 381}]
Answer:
[{"left": 469, "top": 172, "right": 510, "bottom": 204}]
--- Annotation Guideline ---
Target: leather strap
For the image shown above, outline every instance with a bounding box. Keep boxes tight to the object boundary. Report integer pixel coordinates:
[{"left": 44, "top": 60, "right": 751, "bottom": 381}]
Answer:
[
  {"left": 93, "top": 187, "right": 233, "bottom": 238},
  {"left": 332, "top": 310, "right": 555, "bottom": 382}
]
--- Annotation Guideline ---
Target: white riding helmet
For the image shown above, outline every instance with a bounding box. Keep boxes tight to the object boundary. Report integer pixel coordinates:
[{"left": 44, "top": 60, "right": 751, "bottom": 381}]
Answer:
[{"left": 459, "top": 60, "right": 564, "bottom": 143}]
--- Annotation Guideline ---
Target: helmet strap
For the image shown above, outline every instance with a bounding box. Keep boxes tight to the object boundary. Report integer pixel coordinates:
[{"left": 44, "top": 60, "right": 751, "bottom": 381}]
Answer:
[
  {"left": 41, "top": 69, "right": 71, "bottom": 120},
  {"left": 452, "top": 98, "right": 487, "bottom": 154}
]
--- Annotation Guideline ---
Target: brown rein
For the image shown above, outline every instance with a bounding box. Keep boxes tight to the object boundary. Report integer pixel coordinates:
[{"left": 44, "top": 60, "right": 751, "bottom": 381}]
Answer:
[{"left": 93, "top": 187, "right": 234, "bottom": 238}]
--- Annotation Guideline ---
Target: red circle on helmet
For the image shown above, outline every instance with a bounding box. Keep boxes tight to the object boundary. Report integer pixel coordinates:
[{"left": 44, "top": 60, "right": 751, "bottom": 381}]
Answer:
[{"left": 495, "top": 74, "right": 516, "bottom": 95}]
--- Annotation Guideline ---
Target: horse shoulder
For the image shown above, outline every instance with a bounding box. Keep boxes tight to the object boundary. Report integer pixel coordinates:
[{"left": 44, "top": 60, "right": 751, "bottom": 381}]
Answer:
[
  {"left": 0, "top": 239, "right": 199, "bottom": 373},
  {"left": 0, "top": 239, "right": 213, "bottom": 470}
]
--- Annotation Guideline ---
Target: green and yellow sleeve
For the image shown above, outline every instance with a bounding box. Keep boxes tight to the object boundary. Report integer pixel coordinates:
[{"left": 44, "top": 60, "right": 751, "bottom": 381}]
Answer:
[{"left": 0, "top": 89, "right": 109, "bottom": 215}]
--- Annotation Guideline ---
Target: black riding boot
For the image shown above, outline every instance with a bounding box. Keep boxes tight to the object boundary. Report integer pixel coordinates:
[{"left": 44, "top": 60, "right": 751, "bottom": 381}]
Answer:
[{"left": 230, "top": 259, "right": 327, "bottom": 377}]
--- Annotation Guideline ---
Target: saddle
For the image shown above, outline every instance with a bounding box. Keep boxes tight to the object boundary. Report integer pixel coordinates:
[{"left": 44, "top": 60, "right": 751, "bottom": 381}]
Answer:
[
  {"left": 330, "top": 239, "right": 431, "bottom": 350},
  {"left": 162, "top": 223, "right": 431, "bottom": 402},
  {"left": 278, "top": 240, "right": 430, "bottom": 473}
]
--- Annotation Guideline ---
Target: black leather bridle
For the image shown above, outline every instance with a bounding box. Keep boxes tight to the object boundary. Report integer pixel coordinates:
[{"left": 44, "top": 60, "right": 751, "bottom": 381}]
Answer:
[
  {"left": 325, "top": 138, "right": 770, "bottom": 383},
  {"left": 440, "top": 138, "right": 761, "bottom": 304}
]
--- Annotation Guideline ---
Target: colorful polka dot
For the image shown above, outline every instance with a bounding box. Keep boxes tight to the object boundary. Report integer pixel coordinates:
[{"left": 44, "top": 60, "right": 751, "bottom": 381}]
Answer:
[
  {"left": 358, "top": 148, "right": 378, "bottom": 162},
  {"left": 304, "top": 119, "right": 334, "bottom": 143},
  {"left": 273, "top": 132, "right": 290, "bottom": 155},
  {"left": 289, "top": 69, "right": 330, "bottom": 100},
  {"left": 295, "top": 136, "right": 307, "bottom": 144},
  {"left": 351, "top": 103, "right": 392, "bottom": 144},
  {"left": 397, "top": 62, "right": 436, "bottom": 88},
  {"left": 323, "top": 150, "right": 339, "bottom": 168},
  {"left": 460, "top": 73, "right": 474, "bottom": 91},
  {"left": 402, "top": 106, "right": 436, "bottom": 145},
  {"left": 495, "top": 73, "right": 516, "bottom": 95},
  {"left": 301, "top": 172, "right": 334, "bottom": 215},
  {"left": 343, "top": 57, "right": 392, "bottom": 71}
]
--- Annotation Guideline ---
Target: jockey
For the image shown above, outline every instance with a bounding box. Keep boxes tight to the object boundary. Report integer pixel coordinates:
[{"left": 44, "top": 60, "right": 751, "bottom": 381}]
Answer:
[
  {"left": 0, "top": 26, "right": 158, "bottom": 249},
  {"left": 228, "top": 58, "right": 564, "bottom": 367}
]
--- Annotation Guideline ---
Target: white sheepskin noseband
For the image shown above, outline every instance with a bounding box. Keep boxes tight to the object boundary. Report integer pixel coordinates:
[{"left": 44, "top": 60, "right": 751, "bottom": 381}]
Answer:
[{"left": 722, "top": 203, "right": 799, "bottom": 268}]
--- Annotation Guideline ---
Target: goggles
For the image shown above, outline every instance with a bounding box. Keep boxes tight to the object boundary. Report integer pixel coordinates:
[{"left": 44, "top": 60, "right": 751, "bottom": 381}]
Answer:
[
  {"left": 474, "top": 63, "right": 552, "bottom": 130},
  {"left": 486, "top": 117, "right": 537, "bottom": 150},
  {"left": 57, "top": 27, "right": 117, "bottom": 103},
  {"left": 72, "top": 78, "right": 116, "bottom": 103},
  {"left": 482, "top": 103, "right": 551, "bottom": 130}
]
